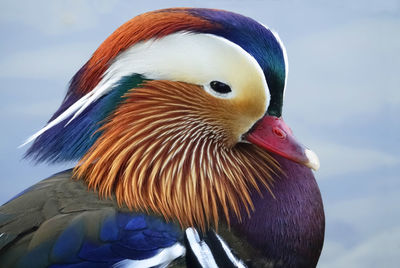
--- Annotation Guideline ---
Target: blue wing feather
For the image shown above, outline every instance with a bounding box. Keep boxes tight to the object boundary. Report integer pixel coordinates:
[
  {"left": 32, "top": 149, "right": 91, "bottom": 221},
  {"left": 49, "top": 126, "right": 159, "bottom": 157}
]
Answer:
[
  {"left": 99, "top": 214, "right": 120, "bottom": 242},
  {"left": 79, "top": 242, "right": 123, "bottom": 262},
  {"left": 48, "top": 212, "right": 183, "bottom": 266},
  {"left": 51, "top": 218, "right": 85, "bottom": 263},
  {"left": 51, "top": 262, "right": 110, "bottom": 268}
]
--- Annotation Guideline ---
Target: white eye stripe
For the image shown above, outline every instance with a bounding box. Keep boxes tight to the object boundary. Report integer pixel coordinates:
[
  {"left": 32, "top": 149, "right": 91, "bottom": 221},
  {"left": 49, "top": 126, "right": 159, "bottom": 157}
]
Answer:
[
  {"left": 107, "top": 32, "right": 265, "bottom": 85},
  {"left": 21, "top": 32, "right": 268, "bottom": 147}
]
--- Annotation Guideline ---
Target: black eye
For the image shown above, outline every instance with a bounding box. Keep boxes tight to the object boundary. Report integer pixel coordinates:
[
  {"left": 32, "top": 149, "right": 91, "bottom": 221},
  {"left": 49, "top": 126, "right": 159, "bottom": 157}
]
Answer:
[{"left": 210, "top": 81, "right": 232, "bottom": 94}]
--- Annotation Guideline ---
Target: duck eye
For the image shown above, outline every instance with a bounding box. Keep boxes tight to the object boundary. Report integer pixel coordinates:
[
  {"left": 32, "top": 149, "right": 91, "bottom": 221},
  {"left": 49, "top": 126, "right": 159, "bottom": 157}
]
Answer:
[{"left": 210, "top": 81, "right": 232, "bottom": 94}]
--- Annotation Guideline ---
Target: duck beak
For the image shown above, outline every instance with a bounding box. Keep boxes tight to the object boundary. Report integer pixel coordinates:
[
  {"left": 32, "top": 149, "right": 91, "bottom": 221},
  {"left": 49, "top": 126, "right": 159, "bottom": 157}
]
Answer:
[{"left": 246, "top": 116, "right": 320, "bottom": 171}]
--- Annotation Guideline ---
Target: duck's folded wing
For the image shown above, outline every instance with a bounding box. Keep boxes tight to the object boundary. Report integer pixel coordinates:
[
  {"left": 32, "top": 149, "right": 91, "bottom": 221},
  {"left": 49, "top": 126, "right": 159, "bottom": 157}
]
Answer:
[{"left": 0, "top": 170, "right": 185, "bottom": 267}]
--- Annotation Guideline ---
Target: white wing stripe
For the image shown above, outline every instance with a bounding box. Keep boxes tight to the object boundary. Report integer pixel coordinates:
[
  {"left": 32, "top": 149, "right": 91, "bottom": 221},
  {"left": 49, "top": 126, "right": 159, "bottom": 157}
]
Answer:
[
  {"left": 215, "top": 233, "right": 247, "bottom": 268},
  {"left": 185, "top": 228, "right": 218, "bottom": 268},
  {"left": 112, "top": 242, "right": 185, "bottom": 268}
]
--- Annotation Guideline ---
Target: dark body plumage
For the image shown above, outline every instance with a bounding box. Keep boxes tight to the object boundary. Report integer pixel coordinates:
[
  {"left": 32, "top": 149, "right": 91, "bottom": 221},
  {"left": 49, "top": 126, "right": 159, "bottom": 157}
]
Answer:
[{"left": 0, "top": 155, "right": 324, "bottom": 267}]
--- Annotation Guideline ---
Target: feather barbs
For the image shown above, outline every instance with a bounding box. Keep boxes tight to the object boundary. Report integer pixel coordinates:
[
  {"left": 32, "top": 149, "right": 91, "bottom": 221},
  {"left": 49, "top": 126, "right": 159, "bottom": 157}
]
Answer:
[
  {"left": 74, "top": 81, "right": 279, "bottom": 230},
  {"left": 79, "top": 8, "right": 218, "bottom": 95}
]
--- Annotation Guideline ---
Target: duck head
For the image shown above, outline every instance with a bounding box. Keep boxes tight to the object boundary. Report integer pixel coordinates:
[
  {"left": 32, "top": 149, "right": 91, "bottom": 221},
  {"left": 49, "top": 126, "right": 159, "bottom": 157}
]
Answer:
[{"left": 24, "top": 8, "right": 319, "bottom": 229}]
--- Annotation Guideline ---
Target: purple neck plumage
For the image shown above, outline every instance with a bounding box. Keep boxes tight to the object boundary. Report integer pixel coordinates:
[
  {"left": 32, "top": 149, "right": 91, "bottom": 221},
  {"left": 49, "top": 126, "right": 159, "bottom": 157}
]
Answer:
[{"left": 231, "top": 154, "right": 325, "bottom": 267}]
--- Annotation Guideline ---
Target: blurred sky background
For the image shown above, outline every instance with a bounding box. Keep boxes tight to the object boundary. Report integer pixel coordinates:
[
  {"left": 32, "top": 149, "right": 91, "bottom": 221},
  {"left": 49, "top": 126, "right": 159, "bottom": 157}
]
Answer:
[{"left": 0, "top": 0, "right": 399, "bottom": 267}]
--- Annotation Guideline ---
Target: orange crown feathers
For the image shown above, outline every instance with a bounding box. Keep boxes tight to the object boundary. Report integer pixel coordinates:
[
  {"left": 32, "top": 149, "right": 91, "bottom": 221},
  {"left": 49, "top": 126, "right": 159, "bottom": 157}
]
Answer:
[{"left": 78, "top": 9, "right": 217, "bottom": 95}]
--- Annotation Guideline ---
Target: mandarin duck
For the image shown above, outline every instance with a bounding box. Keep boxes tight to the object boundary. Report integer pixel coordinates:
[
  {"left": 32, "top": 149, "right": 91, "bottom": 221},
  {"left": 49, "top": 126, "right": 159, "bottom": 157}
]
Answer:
[{"left": 0, "top": 8, "right": 324, "bottom": 268}]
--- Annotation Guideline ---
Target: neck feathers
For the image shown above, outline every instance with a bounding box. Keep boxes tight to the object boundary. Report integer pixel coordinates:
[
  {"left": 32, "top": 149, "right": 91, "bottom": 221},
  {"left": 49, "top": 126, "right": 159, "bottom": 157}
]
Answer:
[{"left": 74, "top": 81, "right": 279, "bottom": 230}]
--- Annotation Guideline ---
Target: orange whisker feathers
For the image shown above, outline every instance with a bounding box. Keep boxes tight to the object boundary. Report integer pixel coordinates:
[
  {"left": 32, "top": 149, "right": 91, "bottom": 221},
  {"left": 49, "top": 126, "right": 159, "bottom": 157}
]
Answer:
[{"left": 74, "top": 80, "right": 280, "bottom": 230}]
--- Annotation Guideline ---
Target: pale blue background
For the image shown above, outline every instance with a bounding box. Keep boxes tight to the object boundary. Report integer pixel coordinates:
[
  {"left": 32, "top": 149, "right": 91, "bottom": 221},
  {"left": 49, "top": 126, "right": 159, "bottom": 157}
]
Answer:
[{"left": 1, "top": 1, "right": 399, "bottom": 267}]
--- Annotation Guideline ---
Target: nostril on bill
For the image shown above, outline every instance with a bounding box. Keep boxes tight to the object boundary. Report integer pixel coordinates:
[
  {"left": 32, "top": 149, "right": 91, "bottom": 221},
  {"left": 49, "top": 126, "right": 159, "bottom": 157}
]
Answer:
[{"left": 272, "top": 127, "right": 286, "bottom": 139}]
